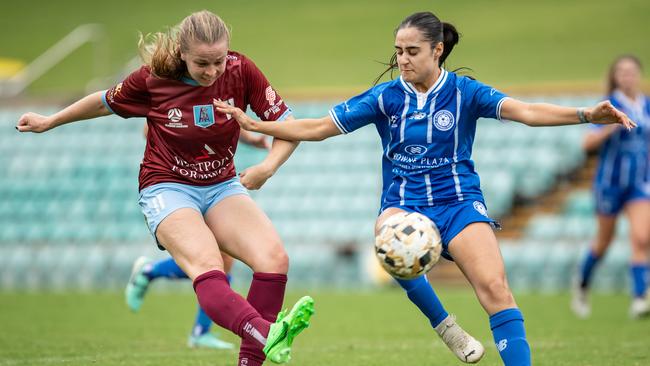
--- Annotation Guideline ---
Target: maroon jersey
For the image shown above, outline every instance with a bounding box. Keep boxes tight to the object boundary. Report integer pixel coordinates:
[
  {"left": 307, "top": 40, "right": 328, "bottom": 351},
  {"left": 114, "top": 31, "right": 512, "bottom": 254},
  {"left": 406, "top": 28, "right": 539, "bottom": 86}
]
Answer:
[{"left": 103, "top": 51, "right": 290, "bottom": 190}]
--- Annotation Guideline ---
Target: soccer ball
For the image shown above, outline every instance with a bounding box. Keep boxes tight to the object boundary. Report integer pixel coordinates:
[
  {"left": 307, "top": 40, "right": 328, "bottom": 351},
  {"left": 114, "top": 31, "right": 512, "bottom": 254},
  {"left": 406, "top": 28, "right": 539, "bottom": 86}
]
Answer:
[{"left": 374, "top": 212, "right": 442, "bottom": 279}]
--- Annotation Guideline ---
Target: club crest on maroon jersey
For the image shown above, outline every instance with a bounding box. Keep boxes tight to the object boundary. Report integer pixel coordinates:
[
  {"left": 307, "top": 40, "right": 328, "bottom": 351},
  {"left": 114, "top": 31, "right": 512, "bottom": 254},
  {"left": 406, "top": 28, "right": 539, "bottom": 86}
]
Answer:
[{"left": 193, "top": 105, "right": 215, "bottom": 128}]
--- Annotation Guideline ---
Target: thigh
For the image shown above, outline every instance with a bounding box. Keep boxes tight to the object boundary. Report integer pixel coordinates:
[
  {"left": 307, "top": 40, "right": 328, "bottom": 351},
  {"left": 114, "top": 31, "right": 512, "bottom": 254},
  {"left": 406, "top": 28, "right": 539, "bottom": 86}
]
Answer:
[
  {"left": 624, "top": 200, "right": 650, "bottom": 250},
  {"left": 139, "top": 183, "right": 202, "bottom": 248},
  {"left": 155, "top": 208, "right": 224, "bottom": 280},
  {"left": 375, "top": 207, "right": 408, "bottom": 235},
  {"left": 204, "top": 194, "right": 287, "bottom": 273},
  {"left": 448, "top": 222, "right": 516, "bottom": 314}
]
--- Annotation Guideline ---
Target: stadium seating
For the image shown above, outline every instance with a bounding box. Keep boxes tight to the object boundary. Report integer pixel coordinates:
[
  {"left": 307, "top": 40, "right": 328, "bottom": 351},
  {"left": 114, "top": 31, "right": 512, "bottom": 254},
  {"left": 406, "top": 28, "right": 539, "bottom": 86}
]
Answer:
[
  {"left": 1, "top": 97, "right": 614, "bottom": 290},
  {"left": 517, "top": 188, "right": 633, "bottom": 292}
]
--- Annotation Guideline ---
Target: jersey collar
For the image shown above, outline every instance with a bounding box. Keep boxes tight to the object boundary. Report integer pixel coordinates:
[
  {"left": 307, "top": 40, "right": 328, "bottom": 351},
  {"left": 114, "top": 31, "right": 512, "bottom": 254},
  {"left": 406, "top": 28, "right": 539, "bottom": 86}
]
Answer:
[
  {"left": 181, "top": 76, "right": 200, "bottom": 86},
  {"left": 400, "top": 69, "right": 448, "bottom": 110},
  {"left": 400, "top": 68, "right": 448, "bottom": 97}
]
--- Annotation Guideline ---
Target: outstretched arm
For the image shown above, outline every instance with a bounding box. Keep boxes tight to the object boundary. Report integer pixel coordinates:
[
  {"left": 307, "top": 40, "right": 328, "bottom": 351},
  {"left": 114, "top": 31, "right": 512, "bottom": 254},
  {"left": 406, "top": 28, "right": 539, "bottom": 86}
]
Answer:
[
  {"left": 239, "top": 116, "right": 301, "bottom": 190},
  {"left": 500, "top": 98, "right": 636, "bottom": 129},
  {"left": 16, "top": 91, "right": 111, "bottom": 133},
  {"left": 214, "top": 100, "right": 341, "bottom": 141}
]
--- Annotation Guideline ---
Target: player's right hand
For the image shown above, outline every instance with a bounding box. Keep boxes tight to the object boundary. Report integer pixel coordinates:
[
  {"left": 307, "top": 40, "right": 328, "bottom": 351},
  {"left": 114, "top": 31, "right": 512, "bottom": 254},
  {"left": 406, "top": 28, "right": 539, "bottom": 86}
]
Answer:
[{"left": 16, "top": 113, "right": 53, "bottom": 133}]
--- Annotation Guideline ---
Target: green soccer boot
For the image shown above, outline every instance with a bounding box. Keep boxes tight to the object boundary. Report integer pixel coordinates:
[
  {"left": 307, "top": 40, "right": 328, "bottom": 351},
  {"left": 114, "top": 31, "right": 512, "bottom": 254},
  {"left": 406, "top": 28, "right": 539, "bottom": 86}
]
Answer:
[{"left": 263, "top": 295, "right": 315, "bottom": 364}]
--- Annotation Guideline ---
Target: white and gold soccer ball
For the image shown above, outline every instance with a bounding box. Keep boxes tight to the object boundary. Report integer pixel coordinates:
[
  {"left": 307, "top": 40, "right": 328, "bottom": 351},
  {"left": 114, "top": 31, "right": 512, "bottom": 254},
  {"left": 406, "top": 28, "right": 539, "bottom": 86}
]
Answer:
[{"left": 374, "top": 212, "right": 442, "bottom": 279}]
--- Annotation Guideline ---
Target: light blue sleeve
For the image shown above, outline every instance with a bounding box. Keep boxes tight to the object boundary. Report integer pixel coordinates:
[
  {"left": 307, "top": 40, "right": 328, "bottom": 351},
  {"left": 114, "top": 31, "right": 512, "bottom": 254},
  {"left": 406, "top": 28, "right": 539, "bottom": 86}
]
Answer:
[
  {"left": 462, "top": 77, "right": 509, "bottom": 120},
  {"left": 329, "top": 87, "right": 382, "bottom": 134}
]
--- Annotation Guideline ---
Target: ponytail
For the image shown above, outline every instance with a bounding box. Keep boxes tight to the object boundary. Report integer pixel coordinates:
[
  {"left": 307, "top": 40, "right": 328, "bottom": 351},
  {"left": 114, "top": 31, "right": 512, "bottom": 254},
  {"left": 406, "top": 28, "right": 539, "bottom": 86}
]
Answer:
[
  {"left": 440, "top": 22, "right": 459, "bottom": 66},
  {"left": 138, "top": 31, "right": 185, "bottom": 80}
]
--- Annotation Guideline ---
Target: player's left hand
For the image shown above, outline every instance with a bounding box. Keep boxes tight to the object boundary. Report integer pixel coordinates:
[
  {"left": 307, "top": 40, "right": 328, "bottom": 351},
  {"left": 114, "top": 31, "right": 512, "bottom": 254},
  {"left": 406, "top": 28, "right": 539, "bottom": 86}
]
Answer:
[
  {"left": 213, "top": 100, "right": 258, "bottom": 131},
  {"left": 588, "top": 101, "right": 637, "bottom": 130},
  {"left": 239, "top": 163, "right": 274, "bottom": 190}
]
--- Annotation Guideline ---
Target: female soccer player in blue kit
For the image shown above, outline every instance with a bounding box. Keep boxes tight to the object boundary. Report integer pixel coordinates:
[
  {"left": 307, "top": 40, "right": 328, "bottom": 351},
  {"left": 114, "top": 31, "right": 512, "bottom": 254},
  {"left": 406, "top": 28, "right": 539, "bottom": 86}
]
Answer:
[
  {"left": 572, "top": 55, "right": 650, "bottom": 319},
  {"left": 17, "top": 10, "right": 314, "bottom": 366},
  {"left": 216, "top": 11, "right": 636, "bottom": 366}
]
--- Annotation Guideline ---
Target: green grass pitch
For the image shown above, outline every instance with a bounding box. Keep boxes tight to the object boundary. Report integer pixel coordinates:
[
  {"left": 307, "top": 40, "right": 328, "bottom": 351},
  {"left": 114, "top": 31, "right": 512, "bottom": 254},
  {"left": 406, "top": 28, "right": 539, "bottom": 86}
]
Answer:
[
  {"left": 1, "top": 289, "right": 648, "bottom": 365},
  {"left": 1, "top": 0, "right": 649, "bottom": 95}
]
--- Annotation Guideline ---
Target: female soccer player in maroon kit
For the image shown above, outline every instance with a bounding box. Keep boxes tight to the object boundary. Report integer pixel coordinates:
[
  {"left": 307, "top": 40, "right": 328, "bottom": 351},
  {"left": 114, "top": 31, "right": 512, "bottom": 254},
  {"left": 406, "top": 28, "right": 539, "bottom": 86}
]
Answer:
[{"left": 17, "top": 10, "right": 314, "bottom": 365}]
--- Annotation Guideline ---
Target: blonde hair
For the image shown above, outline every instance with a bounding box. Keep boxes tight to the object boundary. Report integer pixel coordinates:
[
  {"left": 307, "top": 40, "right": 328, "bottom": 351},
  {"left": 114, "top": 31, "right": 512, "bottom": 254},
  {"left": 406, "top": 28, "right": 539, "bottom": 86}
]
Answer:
[{"left": 138, "top": 10, "right": 231, "bottom": 79}]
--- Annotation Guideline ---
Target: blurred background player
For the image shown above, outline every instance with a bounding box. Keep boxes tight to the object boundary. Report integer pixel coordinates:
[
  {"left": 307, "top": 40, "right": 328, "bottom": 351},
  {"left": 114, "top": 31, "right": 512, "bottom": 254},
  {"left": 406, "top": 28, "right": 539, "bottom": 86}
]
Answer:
[
  {"left": 216, "top": 11, "right": 635, "bottom": 366},
  {"left": 126, "top": 129, "right": 271, "bottom": 350},
  {"left": 16, "top": 10, "right": 315, "bottom": 366},
  {"left": 126, "top": 255, "right": 234, "bottom": 349},
  {"left": 572, "top": 55, "right": 650, "bottom": 319}
]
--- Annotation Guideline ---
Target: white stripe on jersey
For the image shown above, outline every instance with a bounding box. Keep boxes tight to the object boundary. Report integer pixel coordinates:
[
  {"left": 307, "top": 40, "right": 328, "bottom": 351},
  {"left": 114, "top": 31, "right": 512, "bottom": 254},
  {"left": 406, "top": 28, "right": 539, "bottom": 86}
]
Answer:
[
  {"left": 378, "top": 94, "right": 387, "bottom": 118},
  {"left": 378, "top": 93, "right": 395, "bottom": 169},
  {"left": 452, "top": 88, "right": 464, "bottom": 201},
  {"left": 496, "top": 97, "right": 510, "bottom": 121},
  {"left": 431, "top": 70, "right": 448, "bottom": 95},
  {"left": 399, "top": 93, "right": 410, "bottom": 143},
  {"left": 451, "top": 163, "right": 463, "bottom": 201},
  {"left": 425, "top": 174, "right": 433, "bottom": 206},
  {"left": 399, "top": 77, "right": 416, "bottom": 94},
  {"left": 328, "top": 109, "right": 348, "bottom": 134},
  {"left": 399, "top": 177, "right": 407, "bottom": 206},
  {"left": 427, "top": 95, "right": 437, "bottom": 144}
]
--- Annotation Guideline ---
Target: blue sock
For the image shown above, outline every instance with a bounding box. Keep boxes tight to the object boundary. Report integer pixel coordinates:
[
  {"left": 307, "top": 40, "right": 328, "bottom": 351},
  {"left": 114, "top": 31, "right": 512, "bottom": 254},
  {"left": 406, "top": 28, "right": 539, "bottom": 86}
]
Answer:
[
  {"left": 396, "top": 276, "right": 448, "bottom": 328},
  {"left": 579, "top": 250, "right": 601, "bottom": 289},
  {"left": 144, "top": 257, "right": 188, "bottom": 280},
  {"left": 191, "top": 274, "right": 231, "bottom": 336},
  {"left": 630, "top": 264, "right": 648, "bottom": 298},
  {"left": 192, "top": 306, "right": 213, "bottom": 336},
  {"left": 490, "top": 308, "right": 531, "bottom": 366}
]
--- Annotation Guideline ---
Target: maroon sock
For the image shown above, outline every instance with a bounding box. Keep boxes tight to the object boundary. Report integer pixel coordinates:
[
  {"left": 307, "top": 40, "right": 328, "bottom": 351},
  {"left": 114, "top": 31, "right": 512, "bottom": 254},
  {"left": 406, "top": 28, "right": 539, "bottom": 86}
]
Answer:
[
  {"left": 192, "top": 270, "right": 270, "bottom": 346},
  {"left": 239, "top": 272, "right": 288, "bottom": 366}
]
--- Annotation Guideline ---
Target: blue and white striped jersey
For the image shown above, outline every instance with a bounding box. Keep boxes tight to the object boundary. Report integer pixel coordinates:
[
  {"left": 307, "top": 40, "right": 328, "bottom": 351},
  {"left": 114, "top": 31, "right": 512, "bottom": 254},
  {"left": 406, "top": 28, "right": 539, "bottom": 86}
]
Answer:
[
  {"left": 329, "top": 69, "right": 508, "bottom": 207},
  {"left": 593, "top": 91, "right": 650, "bottom": 189}
]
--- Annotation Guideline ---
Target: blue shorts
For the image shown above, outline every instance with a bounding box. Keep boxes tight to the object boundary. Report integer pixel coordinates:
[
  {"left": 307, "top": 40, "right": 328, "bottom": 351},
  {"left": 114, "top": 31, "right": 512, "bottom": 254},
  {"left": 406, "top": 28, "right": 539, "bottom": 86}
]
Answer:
[
  {"left": 594, "top": 182, "right": 650, "bottom": 215},
  {"left": 138, "top": 178, "right": 249, "bottom": 249},
  {"left": 381, "top": 199, "right": 500, "bottom": 261}
]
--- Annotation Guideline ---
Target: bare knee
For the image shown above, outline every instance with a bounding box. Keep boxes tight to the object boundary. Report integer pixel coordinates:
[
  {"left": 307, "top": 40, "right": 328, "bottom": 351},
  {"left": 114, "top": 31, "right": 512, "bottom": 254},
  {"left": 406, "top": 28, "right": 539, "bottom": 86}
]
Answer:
[
  {"left": 250, "top": 238, "right": 289, "bottom": 274},
  {"left": 268, "top": 245, "right": 289, "bottom": 273},
  {"left": 630, "top": 234, "right": 650, "bottom": 262},
  {"left": 476, "top": 278, "right": 516, "bottom": 311},
  {"left": 177, "top": 254, "right": 224, "bottom": 280}
]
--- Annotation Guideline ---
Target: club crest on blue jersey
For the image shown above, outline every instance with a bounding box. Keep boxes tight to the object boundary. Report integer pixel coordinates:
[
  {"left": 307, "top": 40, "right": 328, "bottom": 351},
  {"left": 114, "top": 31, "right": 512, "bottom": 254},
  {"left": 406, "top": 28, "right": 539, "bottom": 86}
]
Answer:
[
  {"left": 193, "top": 105, "right": 215, "bottom": 128},
  {"left": 473, "top": 201, "right": 488, "bottom": 217},
  {"left": 433, "top": 110, "right": 455, "bottom": 131}
]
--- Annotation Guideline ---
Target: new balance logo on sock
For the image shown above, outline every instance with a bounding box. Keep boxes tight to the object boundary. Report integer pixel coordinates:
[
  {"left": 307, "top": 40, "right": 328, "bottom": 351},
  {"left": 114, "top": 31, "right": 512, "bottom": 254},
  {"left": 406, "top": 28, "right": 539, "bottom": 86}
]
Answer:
[
  {"left": 497, "top": 339, "right": 508, "bottom": 352},
  {"left": 244, "top": 322, "right": 267, "bottom": 345}
]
